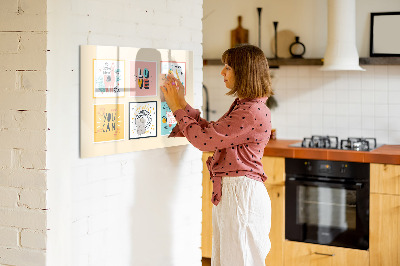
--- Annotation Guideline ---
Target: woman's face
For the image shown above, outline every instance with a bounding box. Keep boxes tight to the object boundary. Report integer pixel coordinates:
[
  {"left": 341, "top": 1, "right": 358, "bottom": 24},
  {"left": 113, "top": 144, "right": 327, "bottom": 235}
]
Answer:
[{"left": 220, "top": 64, "right": 235, "bottom": 89}]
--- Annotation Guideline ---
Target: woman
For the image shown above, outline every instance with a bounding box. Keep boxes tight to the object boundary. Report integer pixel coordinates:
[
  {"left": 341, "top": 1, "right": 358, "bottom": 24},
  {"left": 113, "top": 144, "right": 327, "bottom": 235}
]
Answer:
[{"left": 161, "top": 44, "right": 273, "bottom": 266}]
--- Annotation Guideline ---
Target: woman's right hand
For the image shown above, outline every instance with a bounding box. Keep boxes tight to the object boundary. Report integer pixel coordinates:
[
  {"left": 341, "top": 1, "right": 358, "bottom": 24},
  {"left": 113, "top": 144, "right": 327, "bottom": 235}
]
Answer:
[{"left": 167, "top": 75, "right": 187, "bottom": 109}]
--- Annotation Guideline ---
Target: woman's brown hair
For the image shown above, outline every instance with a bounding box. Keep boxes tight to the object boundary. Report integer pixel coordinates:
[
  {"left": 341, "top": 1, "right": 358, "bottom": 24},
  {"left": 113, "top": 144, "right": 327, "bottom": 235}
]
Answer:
[{"left": 221, "top": 44, "right": 273, "bottom": 99}]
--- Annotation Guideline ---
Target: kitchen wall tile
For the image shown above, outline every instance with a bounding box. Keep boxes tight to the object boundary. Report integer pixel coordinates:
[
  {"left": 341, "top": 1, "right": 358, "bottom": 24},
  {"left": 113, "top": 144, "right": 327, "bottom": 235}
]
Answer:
[
  {"left": 323, "top": 103, "right": 336, "bottom": 115},
  {"left": 374, "top": 77, "right": 388, "bottom": 91},
  {"left": 335, "top": 72, "right": 349, "bottom": 90},
  {"left": 361, "top": 90, "right": 375, "bottom": 104},
  {"left": 336, "top": 115, "right": 349, "bottom": 129},
  {"left": 389, "top": 117, "right": 400, "bottom": 131},
  {"left": 388, "top": 65, "right": 400, "bottom": 76},
  {"left": 323, "top": 115, "right": 336, "bottom": 129},
  {"left": 286, "top": 77, "right": 299, "bottom": 89},
  {"left": 388, "top": 91, "right": 400, "bottom": 104},
  {"left": 349, "top": 116, "right": 362, "bottom": 129},
  {"left": 362, "top": 129, "right": 375, "bottom": 138},
  {"left": 349, "top": 128, "right": 362, "bottom": 137},
  {"left": 374, "top": 117, "right": 389, "bottom": 130},
  {"left": 374, "top": 130, "right": 389, "bottom": 144},
  {"left": 336, "top": 103, "right": 349, "bottom": 116},
  {"left": 361, "top": 73, "right": 374, "bottom": 91},
  {"left": 348, "top": 90, "right": 362, "bottom": 103},
  {"left": 362, "top": 104, "right": 375, "bottom": 117},
  {"left": 362, "top": 116, "right": 375, "bottom": 130},
  {"left": 285, "top": 66, "right": 298, "bottom": 77},
  {"left": 388, "top": 75, "right": 400, "bottom": 91},
  {"left": 375, "top": 104, "right": 389, "bottom": 117},
  {"left": 348, "top": 71, "right": 362, "bottom": 90},
  {"left": 348, "top": 103, "right": 362, "bottom": 116},
  {"left": 298, "top": 77, "right": 311, "bottom": 89},
  {"left": 336, "top": 90, "right": 349, "bottom": 103},
  {"left": 298, "top": 67, "right": 311, "bottom": 78},
  {"left": 374, "top": 65, "right": 388, "bottom": 77},
  {"left": 374, "top": 90, "right": 388, "bottom": 104},
  {"left": 310, "top": 66, "right": 323, "bottom": 77},
  {"left": 389, "top": 104, "right": 400, "bottom": 117},
  {"left": 388, "top": 131, "right": 400, "bottom": 143}
]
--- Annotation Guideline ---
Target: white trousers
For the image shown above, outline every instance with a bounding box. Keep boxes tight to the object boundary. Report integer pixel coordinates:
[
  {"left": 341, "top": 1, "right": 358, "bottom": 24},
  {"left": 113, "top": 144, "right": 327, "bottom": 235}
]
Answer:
[{"left": 212, "top": 176, "right": 271, "bottom": 266}]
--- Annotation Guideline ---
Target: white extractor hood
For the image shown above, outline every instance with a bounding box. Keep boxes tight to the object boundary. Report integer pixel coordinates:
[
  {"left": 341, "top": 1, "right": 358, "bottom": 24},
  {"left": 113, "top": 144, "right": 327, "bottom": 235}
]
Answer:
[{"left": 320, "top": 0, "right": 365, "bottom": 71}]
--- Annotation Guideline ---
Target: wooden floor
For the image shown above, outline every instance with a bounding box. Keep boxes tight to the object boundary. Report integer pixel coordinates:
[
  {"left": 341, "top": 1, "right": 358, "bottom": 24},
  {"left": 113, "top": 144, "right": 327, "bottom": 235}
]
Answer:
[{"left": 202, "top": 257, "right": 211, "bottom": 266}]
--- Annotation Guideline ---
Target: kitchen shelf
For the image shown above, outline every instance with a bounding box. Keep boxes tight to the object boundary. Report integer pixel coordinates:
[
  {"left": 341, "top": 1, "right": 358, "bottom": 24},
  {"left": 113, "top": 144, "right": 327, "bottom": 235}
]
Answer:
[{"left": 203, "top": 57, "right": 400, "bottom": 67}]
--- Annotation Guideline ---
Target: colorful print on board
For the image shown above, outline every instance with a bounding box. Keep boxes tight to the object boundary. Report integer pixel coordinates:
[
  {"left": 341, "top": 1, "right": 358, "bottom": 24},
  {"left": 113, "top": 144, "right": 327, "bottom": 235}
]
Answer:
[
  {"left": 161, "top": 101, "right": 177, "bottom": 136},
  {"left": 94, "top": 104, "right": 125, "bottom": 143},
  {"left": 160, "top": 61, "right": 186, "bottom": 101},
  {"left": 129, "top": 101, "right": 157, "bottom": 139},
  {"left": 93, "top": 59, "right": 125, "bottom": 98},
  {"left": 129, "top": 60, "right": 157, "bottom": 97}
]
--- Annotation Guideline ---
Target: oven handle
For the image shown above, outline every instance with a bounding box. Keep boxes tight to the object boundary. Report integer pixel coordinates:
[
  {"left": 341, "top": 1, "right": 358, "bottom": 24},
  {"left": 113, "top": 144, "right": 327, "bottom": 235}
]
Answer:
[
  {"left": 314, "top": 252, "right": 335, "bottom": 257},
  {"left": 286, "top": 177, "right": 364, "bottom": 189}
]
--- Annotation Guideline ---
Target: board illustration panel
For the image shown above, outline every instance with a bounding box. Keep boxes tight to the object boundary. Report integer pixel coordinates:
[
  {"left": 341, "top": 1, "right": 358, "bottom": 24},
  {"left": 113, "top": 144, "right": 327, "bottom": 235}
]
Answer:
[
  {"left": 160, "top": 61, "right": 186, "bottom": 101},
  {"left": 129, "top": 101, "right": 157, "bottom": 139},
  {"left": 94, "top": 59, "right": 125, "bottom": 98},
  {"left": 94, "top": 104, "right": 125, "bottom": 142},
  {"left": 129, "top": 60, "right": 157, "bottom": 97},
  {"left": 161, "top": 101, "right": 177, "bottom": 136}
]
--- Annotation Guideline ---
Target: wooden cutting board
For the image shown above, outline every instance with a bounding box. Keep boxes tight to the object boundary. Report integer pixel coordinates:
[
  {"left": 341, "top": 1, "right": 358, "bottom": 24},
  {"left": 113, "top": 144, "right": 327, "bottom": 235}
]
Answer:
[{"left": 231, "top": 16, "right": 249, "bottom": 48}]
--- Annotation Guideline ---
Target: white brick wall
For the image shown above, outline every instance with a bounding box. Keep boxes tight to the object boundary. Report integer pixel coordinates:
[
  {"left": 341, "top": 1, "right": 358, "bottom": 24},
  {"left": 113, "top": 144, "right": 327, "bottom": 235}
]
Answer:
[
  {"left": 46, "top": 1, "right": 203, "bottom": 266},
  {"left": 0, "top": 0, "right": 48, "bottom": 265}
]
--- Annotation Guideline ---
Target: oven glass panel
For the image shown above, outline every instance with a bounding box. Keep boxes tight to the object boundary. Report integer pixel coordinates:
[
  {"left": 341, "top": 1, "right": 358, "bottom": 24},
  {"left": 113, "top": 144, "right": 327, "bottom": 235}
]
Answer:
[{"left": 297, "top": 186, "right": 357, "bottom": 230}]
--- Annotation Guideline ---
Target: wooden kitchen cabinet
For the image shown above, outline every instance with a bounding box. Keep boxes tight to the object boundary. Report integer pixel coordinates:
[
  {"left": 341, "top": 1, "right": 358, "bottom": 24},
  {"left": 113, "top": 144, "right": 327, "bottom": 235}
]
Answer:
[
  {"left": 370, "top": 163, "right": 400, "bottom": 266},
  {"left": 202, "top": 152, "right": 213, "bottom": 258},
  {"left": 370, "top": 163, "right": 400, "bottom": 195},
  {"left": 201, "top": 154, "right": 286, "bottom": 266},
  {"left": 284, "top": 241, "right": 369, "bottom": 266}
]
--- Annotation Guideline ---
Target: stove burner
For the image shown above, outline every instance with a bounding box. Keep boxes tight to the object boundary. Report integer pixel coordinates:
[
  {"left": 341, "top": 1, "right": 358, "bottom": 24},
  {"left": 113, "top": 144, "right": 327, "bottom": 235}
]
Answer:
[
  {"left": 340, "top": 137, "right": 377, "bottom": 151},
  {"left": 301, "top": 135, "right": 339, "bottom": 149}
]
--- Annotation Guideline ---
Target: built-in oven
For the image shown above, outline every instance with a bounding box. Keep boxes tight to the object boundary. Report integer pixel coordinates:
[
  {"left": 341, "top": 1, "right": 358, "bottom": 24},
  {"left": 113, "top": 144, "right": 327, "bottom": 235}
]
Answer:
[{"left": 285, "top": 158, "right": 369, "bottom": 250}]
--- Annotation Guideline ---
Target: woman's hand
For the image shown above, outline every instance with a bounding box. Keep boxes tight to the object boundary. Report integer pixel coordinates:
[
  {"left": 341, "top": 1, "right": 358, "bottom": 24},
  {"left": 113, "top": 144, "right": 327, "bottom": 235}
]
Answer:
[{"left": 160, "top": 75, "right": 186, "bottom": 113}]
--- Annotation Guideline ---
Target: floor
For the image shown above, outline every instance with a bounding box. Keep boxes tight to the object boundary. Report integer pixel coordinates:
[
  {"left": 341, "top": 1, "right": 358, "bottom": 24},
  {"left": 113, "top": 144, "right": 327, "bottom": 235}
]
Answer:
[{"left": 202, "top": 257, "right": 211, "bottom": 266}]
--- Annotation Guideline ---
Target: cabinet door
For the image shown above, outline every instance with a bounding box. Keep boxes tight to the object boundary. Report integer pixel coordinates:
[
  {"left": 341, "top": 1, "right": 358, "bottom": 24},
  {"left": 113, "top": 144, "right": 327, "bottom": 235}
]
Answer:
[
  {"left": 264, "top": 184, "right": 284, "bottom": 266},
  {"left": 284, "top": 241, "right": 369, "bottom": 266},
  {"left": 370, "top": 163, "right": 400, "bottom": 195},
  {"left": 262, "top": 156, "right": 285, "bottom": 185},
  {"left": 370, "top": 193, "right": 400, "bottom": 266},
  {"left": 202, "top": 152, "right": 213, "bottom": 258}
]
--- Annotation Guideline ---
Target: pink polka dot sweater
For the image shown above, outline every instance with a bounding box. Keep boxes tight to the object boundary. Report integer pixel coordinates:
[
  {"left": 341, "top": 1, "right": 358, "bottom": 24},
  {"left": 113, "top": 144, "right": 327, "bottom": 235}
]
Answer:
[{"left": 169, "top": 97, "right": 271, "bottom": 206}]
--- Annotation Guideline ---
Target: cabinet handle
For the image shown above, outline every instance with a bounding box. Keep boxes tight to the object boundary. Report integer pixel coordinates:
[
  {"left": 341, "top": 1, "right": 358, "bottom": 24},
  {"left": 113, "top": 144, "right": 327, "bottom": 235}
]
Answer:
[{"left": 314, "top": 252, "right": 335, "bottom": 257}]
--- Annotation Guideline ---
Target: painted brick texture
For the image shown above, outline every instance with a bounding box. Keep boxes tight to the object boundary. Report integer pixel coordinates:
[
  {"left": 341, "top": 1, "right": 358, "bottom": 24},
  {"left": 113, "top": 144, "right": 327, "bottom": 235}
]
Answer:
[{"left": 0, "top": 0, "right": 48, "bottom": 265}]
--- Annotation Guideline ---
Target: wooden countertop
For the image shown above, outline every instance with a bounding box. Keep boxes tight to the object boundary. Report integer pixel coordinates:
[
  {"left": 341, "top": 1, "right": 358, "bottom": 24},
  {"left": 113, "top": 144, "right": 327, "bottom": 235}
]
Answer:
[{"left": 263, "top": 139, "right": 400, "bottom": 165}]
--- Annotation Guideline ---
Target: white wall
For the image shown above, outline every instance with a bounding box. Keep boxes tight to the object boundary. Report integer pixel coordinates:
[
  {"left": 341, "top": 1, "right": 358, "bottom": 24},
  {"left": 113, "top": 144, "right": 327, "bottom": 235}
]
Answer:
[
  {"left": 203, "top": 0, "right": 400, "bottom": 58},
  {"left": 46, "top": 0, "right": 203, "bottom": 265},
  {"left": 203, "top": 0, "right": 400, "bottom": 145}
]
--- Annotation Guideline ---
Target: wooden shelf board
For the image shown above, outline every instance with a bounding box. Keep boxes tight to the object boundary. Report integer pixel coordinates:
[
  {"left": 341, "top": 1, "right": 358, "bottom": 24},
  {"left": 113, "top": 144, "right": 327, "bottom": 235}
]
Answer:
[{"left": 203, "top": 57, "right": 400, "bottom": 67}]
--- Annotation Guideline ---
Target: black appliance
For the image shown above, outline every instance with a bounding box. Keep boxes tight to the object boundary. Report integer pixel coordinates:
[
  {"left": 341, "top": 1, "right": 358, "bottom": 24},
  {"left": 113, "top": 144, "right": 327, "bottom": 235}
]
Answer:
[
  {"left": 285, "top": 158, "right": 370, "bottom": 250},
  {"left": 289, "top": 135, "right": 379, "bottom": 151}
]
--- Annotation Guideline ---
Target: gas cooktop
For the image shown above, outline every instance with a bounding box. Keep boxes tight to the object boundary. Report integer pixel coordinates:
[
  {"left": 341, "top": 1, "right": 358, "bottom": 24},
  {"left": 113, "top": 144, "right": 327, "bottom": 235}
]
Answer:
[{"left": 289, "top": 135, "right": 382, "bottom": 151}]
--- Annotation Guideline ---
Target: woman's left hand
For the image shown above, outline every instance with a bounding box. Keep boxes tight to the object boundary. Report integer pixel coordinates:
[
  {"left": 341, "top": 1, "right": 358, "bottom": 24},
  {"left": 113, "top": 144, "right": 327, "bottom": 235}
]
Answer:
[{"left": 161, "top": 75, "right": 184, "bottom": 113}]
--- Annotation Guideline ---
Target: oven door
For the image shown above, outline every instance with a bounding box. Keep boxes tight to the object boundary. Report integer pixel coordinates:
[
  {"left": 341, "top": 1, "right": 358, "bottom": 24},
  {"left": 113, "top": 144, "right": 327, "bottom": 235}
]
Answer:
[{"left": 285, "top": 177, "right": 369, "bottom": 250}]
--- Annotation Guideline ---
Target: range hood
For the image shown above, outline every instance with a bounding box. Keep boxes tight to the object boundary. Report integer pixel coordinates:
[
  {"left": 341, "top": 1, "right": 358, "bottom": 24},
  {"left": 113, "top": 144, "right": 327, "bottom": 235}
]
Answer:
[{"left": 320, "top": 0, "right": 365, "bottom": 71}]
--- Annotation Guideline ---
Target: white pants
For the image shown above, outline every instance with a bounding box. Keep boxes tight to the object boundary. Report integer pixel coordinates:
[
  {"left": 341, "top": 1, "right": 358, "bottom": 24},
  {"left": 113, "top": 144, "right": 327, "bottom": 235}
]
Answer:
[{"left": 212, "top": 176, "right": 271, "bottom": 266}]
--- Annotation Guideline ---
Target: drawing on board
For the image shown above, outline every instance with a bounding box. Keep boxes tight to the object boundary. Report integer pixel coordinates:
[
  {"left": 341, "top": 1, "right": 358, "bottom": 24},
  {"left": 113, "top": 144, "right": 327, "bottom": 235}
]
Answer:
[
  {"left": 93, "top": 59, "right": 125, "bottom": 97},
  {"left": 94, "top": 104, "right": 125, "bottom": 143},
  {"left": 160, "top": 61, "right": 186, "bottom": 101},
  {"left": 129, "top": 101, "right": 157, "bottom": 139},
  {"left": 129, "top": 61, "right": 157, "bottom": 97},
  {"left": 161, "top": 101, "right": 177, "bottom": 136}
]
